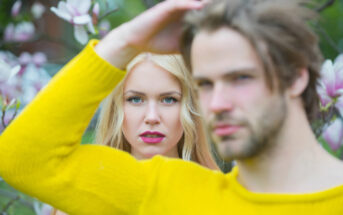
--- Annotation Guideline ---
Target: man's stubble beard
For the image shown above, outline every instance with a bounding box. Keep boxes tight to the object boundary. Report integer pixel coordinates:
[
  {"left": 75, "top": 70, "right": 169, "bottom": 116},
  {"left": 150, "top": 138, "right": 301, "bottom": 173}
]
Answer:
[{"left": 211, "top": 96, "right": 288, "bottom": 162}]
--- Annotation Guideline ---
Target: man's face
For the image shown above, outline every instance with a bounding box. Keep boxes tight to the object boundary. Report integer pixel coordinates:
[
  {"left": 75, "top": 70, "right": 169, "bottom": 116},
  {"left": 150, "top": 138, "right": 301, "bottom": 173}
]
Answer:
[{"left": 191, "top": 27, "right": 287, "bottom": 161}]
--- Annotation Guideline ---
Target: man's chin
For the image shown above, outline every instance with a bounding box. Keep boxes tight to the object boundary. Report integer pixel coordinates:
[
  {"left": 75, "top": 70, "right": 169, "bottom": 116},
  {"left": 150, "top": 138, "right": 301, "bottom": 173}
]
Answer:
[{"left": 215, "top": 138, "right": 256, "bottom": 161}]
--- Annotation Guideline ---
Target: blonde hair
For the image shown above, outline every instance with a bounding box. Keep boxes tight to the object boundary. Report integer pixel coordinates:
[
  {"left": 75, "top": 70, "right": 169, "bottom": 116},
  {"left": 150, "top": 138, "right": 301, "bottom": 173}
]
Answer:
[{"left": 95, "top": 53, "right": 218, "bottom": 169}]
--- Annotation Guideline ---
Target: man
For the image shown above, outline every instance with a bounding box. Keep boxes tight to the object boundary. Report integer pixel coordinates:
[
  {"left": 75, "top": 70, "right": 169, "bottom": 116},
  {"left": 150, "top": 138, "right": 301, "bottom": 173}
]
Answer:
[
  {"left": 1, "top": 0, "right": 343, "bottom": 214},
  {"left": 179, "top": 0, "right": 343, "bottom": 194}
]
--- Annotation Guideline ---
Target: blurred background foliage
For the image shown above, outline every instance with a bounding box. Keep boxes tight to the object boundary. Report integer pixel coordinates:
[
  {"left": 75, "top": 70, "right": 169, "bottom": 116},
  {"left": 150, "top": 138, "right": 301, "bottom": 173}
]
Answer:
[{"left": 0, "top": 0, "right": 342, "bottom": 214}]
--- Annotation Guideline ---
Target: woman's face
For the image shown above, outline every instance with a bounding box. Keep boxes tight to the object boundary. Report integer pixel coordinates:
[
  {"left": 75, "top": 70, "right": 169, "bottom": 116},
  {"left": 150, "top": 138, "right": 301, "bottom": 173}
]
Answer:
[{"left": 122, "top": 60, "right": 183, "bottom": 159}]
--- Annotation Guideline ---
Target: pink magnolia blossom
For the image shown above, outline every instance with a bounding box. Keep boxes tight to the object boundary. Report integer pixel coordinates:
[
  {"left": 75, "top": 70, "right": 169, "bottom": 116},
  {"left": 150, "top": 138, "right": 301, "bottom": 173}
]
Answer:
[
  {"left": 323, "top": 118, "right": 343, "bottom": 150},
  {"left": 99, "top": 20, "right": 111, "bottom": 38},
  {"left": 0, "top": 59, "right": 20, "bottom": 83},
  {"left": 19, "top": 52, "right": 47, "bottom": 67},
  {"left": 317, "top": 54, "right": 343, "bottom": 107},
  {"left": 93, "top": 2, "right": 100, "bottom": 18},
  {"left": 4, "top": 22, "right": 35, "bottom": 42},
  {"left": 34, "top": 202, "right": 53, "bottom": 215},
  {"left": 31, "top": 2, "right": 45, "bottom": 19},
  {"left": 11, "top": 0, "right": 22, "bottom": 17},
  {"left": 51, "top": 0, "right": 95, "bottom": 44}
]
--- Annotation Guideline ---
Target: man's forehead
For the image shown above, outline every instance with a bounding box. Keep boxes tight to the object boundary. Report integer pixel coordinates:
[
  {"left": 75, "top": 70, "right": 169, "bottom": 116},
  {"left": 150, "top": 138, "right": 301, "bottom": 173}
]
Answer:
[{"left": 191, "top": 28, "right": 264, "bottom": 78}]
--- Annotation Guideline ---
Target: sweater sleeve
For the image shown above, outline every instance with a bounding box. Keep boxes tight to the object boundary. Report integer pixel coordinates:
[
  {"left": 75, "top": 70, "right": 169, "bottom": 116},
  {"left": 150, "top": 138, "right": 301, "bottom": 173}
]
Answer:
[{"left": 0, "top": 40, "right": 156, "bottom": 215}]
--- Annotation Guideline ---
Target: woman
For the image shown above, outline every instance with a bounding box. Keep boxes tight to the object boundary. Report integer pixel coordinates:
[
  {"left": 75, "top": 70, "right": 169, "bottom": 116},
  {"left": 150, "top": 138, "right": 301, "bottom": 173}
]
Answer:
[
  {"left": 0, "top": 1, "right": 223, "bottom": 214},
  {"left": 51, "top": 53, "right": 217, "bottom": 215}
]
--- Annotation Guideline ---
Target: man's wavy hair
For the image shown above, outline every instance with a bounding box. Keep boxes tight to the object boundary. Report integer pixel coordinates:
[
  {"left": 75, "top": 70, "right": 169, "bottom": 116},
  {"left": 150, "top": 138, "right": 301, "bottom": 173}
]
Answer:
[{"left": 181, "top": 0, "right": 323, "bottom": 122}]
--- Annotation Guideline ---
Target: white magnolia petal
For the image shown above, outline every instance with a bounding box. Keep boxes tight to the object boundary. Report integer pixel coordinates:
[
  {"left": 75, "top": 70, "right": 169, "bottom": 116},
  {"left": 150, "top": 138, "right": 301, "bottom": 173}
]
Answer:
[
  {"left": 323, "top": 119, "right": 343, "bottom": 150},
  {"left": 87, "top": 21, "right": 96, "bottom": 34},
  {"left": 74, "top": 26, "right": 88, "bottom": 45},
  {"left": 93, "top": 3, "right": 100, "bottom": 17},
  {"left": 336, "top": 97, "right": 343, "bottom": 117},
  {"left": 73, "top": 15, "right": 91, "bottom": 25},
  {"left": 317, "top": 84, "right": 332, "bottom": 107},
  {"left": 51, "top": 7, "right": 72, "bottom": 22},
  {"left": 57, "top": 1, "right": 70, "bottom": 15},
  {"left": 0, "top": 60, "right": 12, "bottom": 82},
  {"left": 11, "top": 0, "right": 22, "bottom": 17},
  {"left": 31, "top": 2, "right": 45, "bottom": 19},
  {"left": 74, "top": 0, "right": 91, "bottom": 14},
  {"left": 320, "top": 59, "right": 336, "bottom": 96},
  {"left": 334, "top": 54, "right": 343, "bottom": 65},
  {"left": 10, "top": 65, "right": 21, "bottom": 79},
  {"left": 4, "top": 23, "right": 15, "bottom": 41}
]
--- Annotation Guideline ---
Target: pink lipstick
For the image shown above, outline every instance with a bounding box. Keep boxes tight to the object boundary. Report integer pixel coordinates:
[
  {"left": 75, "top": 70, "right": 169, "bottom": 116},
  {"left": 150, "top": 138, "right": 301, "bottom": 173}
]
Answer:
[{"left": 140, "top": 131, "right": 165, "bottom": 144}]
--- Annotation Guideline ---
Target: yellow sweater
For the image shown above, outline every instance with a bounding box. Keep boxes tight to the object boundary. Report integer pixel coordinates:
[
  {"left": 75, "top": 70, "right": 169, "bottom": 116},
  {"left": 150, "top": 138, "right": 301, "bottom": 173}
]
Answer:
[{"left": 0, "top": 40, "right": 343, "bottom": 215}]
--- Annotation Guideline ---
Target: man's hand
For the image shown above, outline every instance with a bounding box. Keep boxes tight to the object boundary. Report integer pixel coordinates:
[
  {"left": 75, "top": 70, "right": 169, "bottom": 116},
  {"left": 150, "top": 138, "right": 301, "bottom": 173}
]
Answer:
[{"left": 95, "top": 0, "right": 205, "bottom": 69}]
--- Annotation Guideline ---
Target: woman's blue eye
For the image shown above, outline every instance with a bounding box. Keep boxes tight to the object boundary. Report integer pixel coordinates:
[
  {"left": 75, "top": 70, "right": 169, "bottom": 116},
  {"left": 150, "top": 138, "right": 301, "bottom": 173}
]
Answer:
[
  {"left": 127, "top": 96, "right": 143, "bottom": 104},
  {"left": 162, "top": 97, "right": 177, "bottom": 104}
]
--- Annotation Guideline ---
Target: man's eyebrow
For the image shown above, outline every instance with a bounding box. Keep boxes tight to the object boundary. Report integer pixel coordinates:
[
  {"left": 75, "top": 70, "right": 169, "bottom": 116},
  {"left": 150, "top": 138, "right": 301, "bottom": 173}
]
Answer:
[{"left": 193, "top": 67, "right": 258, "bottom": 80}]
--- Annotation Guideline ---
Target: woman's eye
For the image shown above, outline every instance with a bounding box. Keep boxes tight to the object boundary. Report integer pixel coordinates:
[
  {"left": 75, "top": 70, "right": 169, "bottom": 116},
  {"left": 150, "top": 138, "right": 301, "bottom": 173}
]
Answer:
[
  {"left": 127, "top": 96, "right": 143, "bottom": 104},
  {"left": 162, "top": 97, "right": 178, "bottom": 104}
]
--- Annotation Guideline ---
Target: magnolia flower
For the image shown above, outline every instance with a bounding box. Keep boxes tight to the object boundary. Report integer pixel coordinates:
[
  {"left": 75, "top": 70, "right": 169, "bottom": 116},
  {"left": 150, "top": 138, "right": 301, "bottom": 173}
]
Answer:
[
  {"left": 317, "top": 54, "right": 343, "bottom": 107},
  {"left": 99, "top": 20, "right": 111, "bottom": 38},
  {"left": 31, "top": 2, "right": 45, "bottom": 19},
  {"left": 11, "top": 0, "right": 22, "bottom": 17},
  {"left": 51, "top": 0, "right": 95, "bottom": 44},
  {"left": 0, "top": 59, "right": 20, "bottom": 83},
  {"left": 4, "top": 22, "right": 35, "bottom": 42},
  {"left": 34, "top": 202, "right": 53, "bottom": 215},
  {"left": 19, "top": 52, "right": 47, "bottom": 67},
  {"left": 323, "top": 118, "right": 343, "bottom": 150},
  {"left": 93, "top": 2, "right": 100, "bottom": 18}
]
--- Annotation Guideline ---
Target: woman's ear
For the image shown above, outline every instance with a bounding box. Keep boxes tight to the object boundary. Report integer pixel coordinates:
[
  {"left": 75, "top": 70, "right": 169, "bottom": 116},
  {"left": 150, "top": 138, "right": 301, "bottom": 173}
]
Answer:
[{"left": 288, "top": 68, "right": 309, "bottom": 98}]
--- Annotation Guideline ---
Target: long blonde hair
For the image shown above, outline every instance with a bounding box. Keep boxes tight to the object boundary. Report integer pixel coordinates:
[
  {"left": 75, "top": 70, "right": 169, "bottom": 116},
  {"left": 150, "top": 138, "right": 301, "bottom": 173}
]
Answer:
[{"left": 95, "top": 53, "right": 218, "bottom": 169}]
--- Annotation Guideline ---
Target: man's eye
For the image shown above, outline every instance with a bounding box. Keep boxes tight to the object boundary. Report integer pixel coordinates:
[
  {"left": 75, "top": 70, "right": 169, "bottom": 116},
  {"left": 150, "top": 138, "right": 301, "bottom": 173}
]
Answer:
[
  {"left": 127, "top": 96, "right": 143, "bottom": 104},
  {"left": 234, "top": 74, "right": 252, "bottom": 81},
  {"left": 196, "top": 80, "right": 213, "bottom": 88},
  {"left": 161, "top": 97, "right": 178, "bottom": 104}
]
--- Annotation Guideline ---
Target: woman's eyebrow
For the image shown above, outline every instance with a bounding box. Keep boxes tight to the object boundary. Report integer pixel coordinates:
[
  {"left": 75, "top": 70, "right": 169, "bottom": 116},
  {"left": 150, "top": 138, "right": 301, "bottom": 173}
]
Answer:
[
  {"left": 123, "top": 90, "right": 145, "bottom": 96},
  {"left": 160, "top": 91, "right": 182, "bottom": 96}
]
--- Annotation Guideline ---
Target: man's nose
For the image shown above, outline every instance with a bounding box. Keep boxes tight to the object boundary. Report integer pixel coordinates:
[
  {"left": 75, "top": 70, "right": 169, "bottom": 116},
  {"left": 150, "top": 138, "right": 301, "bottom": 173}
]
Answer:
[
  {"left": 144, "top": 101, "right": 160, "bottom": 125},
  {"left": 209, "top": 83, "right": 233, "bottom": 114}
]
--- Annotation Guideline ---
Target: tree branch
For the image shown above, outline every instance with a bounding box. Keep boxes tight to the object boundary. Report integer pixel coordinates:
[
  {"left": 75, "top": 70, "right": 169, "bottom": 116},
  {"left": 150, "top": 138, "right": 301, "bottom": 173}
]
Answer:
[
  {"left": 0, "top": 189, "right": 34, "bottom": 210},
  {"left": 316, "top": 0, "right": 336, "bottom": 12}
]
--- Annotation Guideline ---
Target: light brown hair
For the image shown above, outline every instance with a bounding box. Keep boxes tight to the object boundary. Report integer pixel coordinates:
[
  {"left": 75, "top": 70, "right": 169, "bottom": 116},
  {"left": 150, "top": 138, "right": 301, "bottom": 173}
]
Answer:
[{"left": 181, "top": 0, "right": 323, "bottom": 122}]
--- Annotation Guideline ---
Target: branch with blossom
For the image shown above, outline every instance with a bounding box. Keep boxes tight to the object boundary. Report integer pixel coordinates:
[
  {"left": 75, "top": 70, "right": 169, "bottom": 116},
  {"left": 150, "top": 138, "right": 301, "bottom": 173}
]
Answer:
[
  {"left": 316, "top": 53, "right": 343, "bottom": 157},
  {"left": 50, "top": 0, "right": 116, "bottom": 45}
]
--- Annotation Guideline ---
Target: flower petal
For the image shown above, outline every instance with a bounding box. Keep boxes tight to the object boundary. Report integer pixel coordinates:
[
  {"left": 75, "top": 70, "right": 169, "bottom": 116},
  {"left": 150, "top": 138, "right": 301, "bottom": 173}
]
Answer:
[
  {"left": 68, "top": 0, "right": 91, "bottom": 14},
  {"left": 4, "top": 23, "right": 15, "bottom": 41},
  {"left": 320, "top": 60, "right": 336, "bottom": 97},
  {"left": 11, "top": 0, "right": 22, "bottom": 17},
  {"left": 51, "top": 6, "right": 72, "bottom": 23},
  {"left": 93, "top": 3, "right": 100, "bottom": 17},
  {"left": 317, "top": 81, "right": 332, "bottom": 107},
  {"left": 31, "top": 2, "right": 45, "bottom": 19},
  {"left": 74, "top": 26, "right": 88, "bottom": 45},
  {"left": 336, "top": 96, "right": 343, "bottom": 117},
  {"left": 323, "top": 119, "right": 343, "bottom": 150},
  {"left": 73, "top": 15, "right": 91, "bottom": 25},
  {"left": 87, "top": 21, "right": 96, "bottom": 34}
]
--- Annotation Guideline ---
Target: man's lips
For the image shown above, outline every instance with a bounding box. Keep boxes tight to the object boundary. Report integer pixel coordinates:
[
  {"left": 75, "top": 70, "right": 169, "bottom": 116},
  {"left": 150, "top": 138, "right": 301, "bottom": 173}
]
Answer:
[
  {"left": 213, "top": 124, "right": 241, "bottom": 136},
  {"left": 139, "top": 131, "right": 165, "bottom": 144}
]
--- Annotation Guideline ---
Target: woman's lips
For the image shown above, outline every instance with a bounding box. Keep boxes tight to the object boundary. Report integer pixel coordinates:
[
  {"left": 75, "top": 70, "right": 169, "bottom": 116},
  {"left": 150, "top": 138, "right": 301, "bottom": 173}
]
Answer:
[
  {"left": 140, "top": 131, "right": 165, "bottom": 144},
  {"left": 213, "top": 124, "right": 241, "bottom": 136}
]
